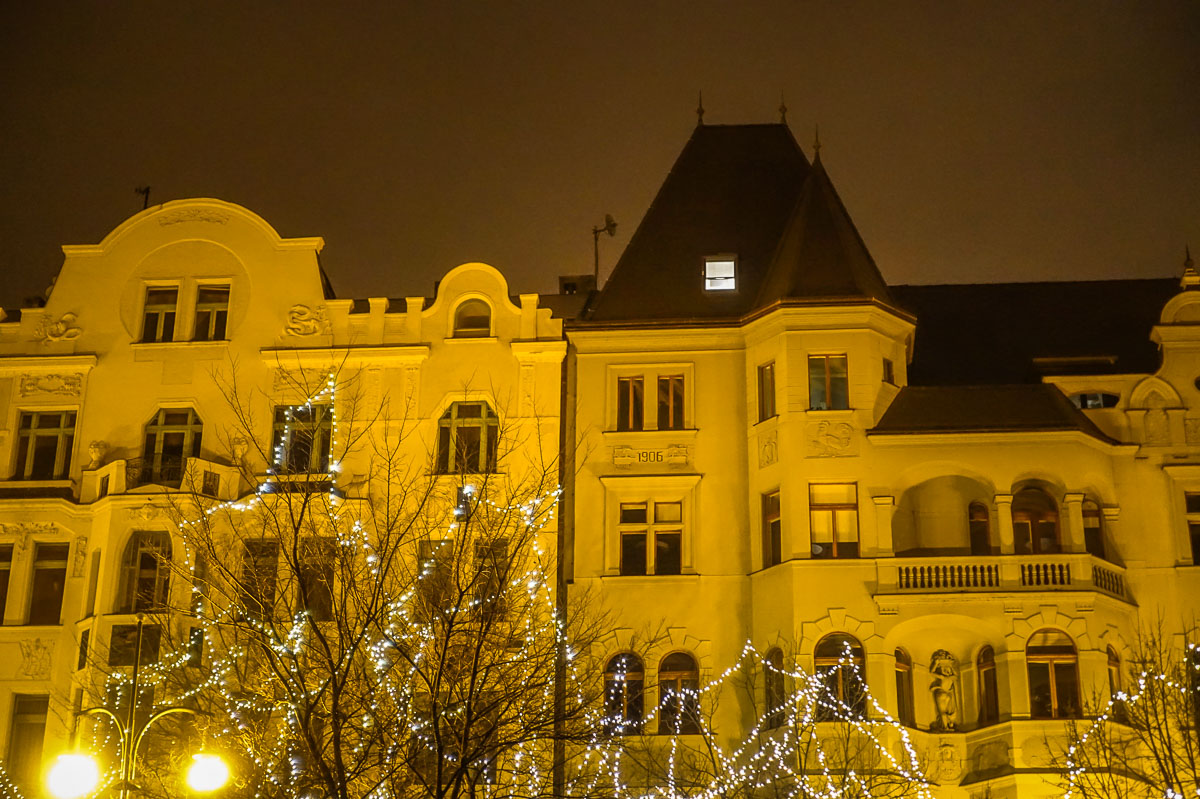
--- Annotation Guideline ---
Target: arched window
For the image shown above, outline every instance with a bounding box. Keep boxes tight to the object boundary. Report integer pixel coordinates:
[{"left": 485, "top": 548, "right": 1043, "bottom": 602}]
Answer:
[
  {"left": 453, "top": 299, "right": 491, "bottom": 338},
  {"left": 603, "top": 653, "right": 644, "bottom": 735},
  {"left": 1027, "top": 629, "right": 1080, "bottom": 719},
  {"left": 978, "top": 645, "right": 999, "bottom": 726},
  {"left": 141, "top": 409, "right": 203, "bottom": 486},
  {"left": 764, "top": 648, "right": 785, "bottom": 729},
  {"left": 1012, "top": 487, "right": 1060, "bottom": 555},
  {"left": 968, "top": 502, "right": 991, "bottom": 556},
  {"left": 1106, "top": 646, "right": 1122, "bottom": 698},
  {"left": 658, "top": 652, "right": 700, "bottom": 734},
  {"left": 118, "top": 531, "right": 171, "bottom": 613},
  {"left": 894, "top": 648, "right": 915, "bottom": 727},
  {"left": 1083, "top": 500, "right": 1105, "bottom": 559},
  {"left": 437, "top": 402, "right": 499, "bottom": 474},
  {"left": 814, "top": 634, "right": 866, "bottom": 720}
]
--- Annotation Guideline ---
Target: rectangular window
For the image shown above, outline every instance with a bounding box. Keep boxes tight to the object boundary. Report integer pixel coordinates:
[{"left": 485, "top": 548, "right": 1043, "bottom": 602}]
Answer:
[
  {"left": 762, "top": 491, "right": 782, "bottom": 568},
  {"left": 108, "top": 623, "right": 161, "bottom": 667},
  {"left": 657, "top": 375, "right": 685, "bottom": 430},
  {"left": 14, "top": 411, "right": 77, "bottom": 480},
  {"left": 1186, "top": 493, "right": 1200, "bottom": 565},
  {"left": 757, "top": 362, "right": 776, "bottom": 421},
  {"left": 809, "top": 483, "right": 859, "bottom": 559},
  {"left": 7, "top": 695, "right": 48, "bottom": 795},
  {"left": 474, "top": 538, "right": 509, "bottom": 623},
  {"left": 241, "top": 541, "right": 279, "bottom": 619},
  {"left": 619, "top": 501, "right": 682, "bottom": 575},
  {"left": 193, "top": 284, "right": 230, "bottom": 341},
  {"left": 809, "top": 355, "right": 849, "bottom": 410},
  {"left": 619, "top": 502, "right": 648, "bottom": 575},
  {"left": 187, "top": 627, "right": 204, "bottom": 667},
  {"left": 77, "top": 629, "right": 90, "bottom": 671},
  {"left": 616, "top": 377, "right": 644, "bottom": 432},
  {"left": 417, "top": 539, "right": 451, "bottom": 620},
  {"left": 141, "top": 286, "right": 178, "bottom": 342},
  {"left": 883, "top": 358, "right": 895, "bottom": 385},
  {"left": 0, "top": 544, "right": 11, "bottom": 622},
  {"left": 703, "top": 256, "right": 737, "bottom": 291},
  {"left": 299, "top": 538, "right": 335, "bottom": 622},
  {"left": 273, "top": 405, "right": 332, "bottom": 473},
  {"left": 29, "top": 543, "right": 68, "bottom": 625}
]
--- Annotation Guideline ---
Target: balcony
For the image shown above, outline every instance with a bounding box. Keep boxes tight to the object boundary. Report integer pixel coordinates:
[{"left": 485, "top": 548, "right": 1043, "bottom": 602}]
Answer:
[{"left": 877, "top": 553, "right": 1130, "bottom": 602}]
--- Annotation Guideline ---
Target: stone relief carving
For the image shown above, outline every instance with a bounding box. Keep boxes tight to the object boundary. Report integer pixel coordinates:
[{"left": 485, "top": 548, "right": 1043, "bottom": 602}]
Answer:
[
  {"left": 230, "top": 435, "right": 250, "bottom": 466},
  {"left": 665, "top": 445, "right": 688, "bottom": 466},
  {"left": 613, "top": 446, "right": 635, "bottom": 469},
  {"left": 35, "top": 312, "right": 82, "bottom": 343},
  {"left": 157, "top": 208, "right": 230, "bottom": 226},
  {"left": 929, "top": 649, "right": 960, "bottom": 733},
  {"left": 759, "top": 430, "right": 778, "bottom": 467},
  {"left": 807, "top": 420, "right": 857, "bottom": 457},
  {"left": 19, "top": 639, "right": 52, "bottom": 679},
  {"left": 929, "top": 741, "right": 963, "bottom": 782},
  {"left": 129, "top": 503, "right": 161, "bottom": 521},
  {"left": 87, "top": 440, "right": 108, "bottom": 469},
  {"left": 0, "top": 523, "right": 57, "bottom": 554},
  {"left": 1145, "top": 408, "right": 1170, "bottom": 445},
  {"left": 18, "top": 373, "right": 83, "bottom": 397},
  {"left": 284, "top": 304, "right": 331, "bottom": 336},
  {"left": 72, "top": 535, "right": 88, "bottom": 577},
  {"left": 970, "top": 739, "right": 1011, "bottom": 773}
]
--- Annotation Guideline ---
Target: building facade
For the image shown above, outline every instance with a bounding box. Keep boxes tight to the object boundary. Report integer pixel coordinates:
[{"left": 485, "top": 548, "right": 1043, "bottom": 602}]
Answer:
[{"left": 0, "top": 123, "right": 1196, "bottom": 798}]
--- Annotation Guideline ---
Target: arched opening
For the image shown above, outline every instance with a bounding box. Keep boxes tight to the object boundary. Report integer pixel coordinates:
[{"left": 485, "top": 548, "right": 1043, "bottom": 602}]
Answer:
[
  {"left": 1026, "top": 629, "right": 1080, "bottom": 718},
  {"left": 977, "top": 645, "right": 999, "bottom": 726},
  {"left": 894, "top": 648, "right": 915, "bottom": 727},
  {"left": 892, "top": 475, "right": 993, "bottom": 556},
  {"left": 814, "top": 634, "right": 866, "bottom": 720},
  {"left": 603, "top": 653, "right": 644, "bottom": 735},
  {"left": 968, "top": 502, "right": 991, "bottom": 556},
  {"left": 453, "top": 299, "right": 491, "bottom": 338},
  {"left": 1012, "top": 486, "right": 1060, "bottom": 555},
  {"left": 764, "top": 647, "right": 785, "bottom": 729},
  {"left": 658, "top": 652, "right": 700, "bottom": 734},
  {"left": 118, "top": 531, "right": 171, "bottom": 613}
]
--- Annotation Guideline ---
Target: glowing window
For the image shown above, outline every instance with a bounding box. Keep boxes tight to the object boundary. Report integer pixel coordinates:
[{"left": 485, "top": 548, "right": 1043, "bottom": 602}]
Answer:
[
  {"left": 814, "top": 634, "right": 866, "bottom": 720},
  {"left": 703, "top": 256, "right": 737, "bottom": 291},
  {"left": 1026, "top": 629, "right": 1080, "bottom": 719}
]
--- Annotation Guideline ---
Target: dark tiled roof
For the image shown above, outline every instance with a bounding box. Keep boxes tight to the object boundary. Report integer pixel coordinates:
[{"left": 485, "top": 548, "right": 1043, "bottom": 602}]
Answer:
[
  {"left": 539, "top": 291, "right": 592, "bottom": 321},
  {"left": 756, "top": 157, "right": 893, "bottom": 308},
  {"left": 893, "top": 279, "right": 1178, "bottom": 385},
  {"left": 588, "top": 124, "right": 812, "bottom": 322},
  {"left": 871, "top": 384, "right": 1119, "bottom": 443}
]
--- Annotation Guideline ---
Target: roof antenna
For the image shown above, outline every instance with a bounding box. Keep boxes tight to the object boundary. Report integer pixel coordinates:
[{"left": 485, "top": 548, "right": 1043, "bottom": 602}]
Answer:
[
  {"left": 1181, "top": 245, "right": 1199, "bottom": 290},
  {"left": 135, "top": 185, "right": 151, "bottom": 210},
  {"left": 812, "top": 124, "right": 822, "bottom": 160},
  {"left": 778, "top": 93, "right": 788, "bottom": 124},
  {"left": 696, "top": 91, "right": 705, "bottom": 126},
  {"left": 592, "top": 214, "right": 618, "bottom": 284}
]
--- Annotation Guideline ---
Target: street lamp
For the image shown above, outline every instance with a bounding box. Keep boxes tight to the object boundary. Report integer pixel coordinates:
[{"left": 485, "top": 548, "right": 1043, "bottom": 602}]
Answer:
[{"left": 46, "top": 615, "right": 229, "bottom": 799}]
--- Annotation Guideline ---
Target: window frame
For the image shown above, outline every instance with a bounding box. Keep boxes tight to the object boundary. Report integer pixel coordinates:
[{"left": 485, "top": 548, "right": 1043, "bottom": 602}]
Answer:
[
  {"left": 14, "top": 410, "right": 77, "bottom": 480},
  {"left": 809, "top": 483, "right": 859, "bottom": 559},
  {"left": 604, "top": 652, "right": 645, "bottom": 735},
  {"left": 978, "top": 645, "right": 1000, "bottom": 726},
  {"left": 452, "top": 298, "right": 492, "bottom": 338},
  {"left": 764, "top": 647, "right": 786, "bottom": 729},
  {"left": 298, "top": 537, "right": 336, "bottom": 622},
  {"left": 658, "top": 651, "right": 702, "bottom": 734},
  {"left": 968, "top": 502, "right": 991, "bottom": 556},
  {"left": 142, "top": 408, "right": 203, "bottom": 486},
  {"left": 656, "top": 375, "right": 685, "bottom": 430},
  {"left": 192, "top": 283, "right": 231, "bottom": 341},
  {"left": 702, "top": 255, "right": 737, "bottom": 292},
  {"left": 240, "top": 540, "right": 280, "bottom": 620},
  {"left": 895, "top": 648, "right": 915, "bottom": 727},
  {"left": 762, "top": 490, "right": 782, "bottom": 569},
  {"left": 28, "top": 542, "right": 68, "bottom": 625},
  {"left": 618, "top": 500, "right": 683, "bottom": 576},
  {"left": 1012, "top": 487, "right": 1061, "bottom": 555},
  {"left": 141, "top": 285, "right": 179, "bottom": 343},
  {"left": 117, "top": 530, "right": 172, "bottom": 614},
  {"left": 616, "top": 376, "right": 644, "bottom": 432},
  {"left": 814, "top": 634, "right": 867, "bottom": 720},
  {"left": 1185, "top": 491, "right": 1200, "bottom": 565},
  {"left": 436, "top": 401, "right": 500, "bottom": 474},
  {"left": 757, "top": 361, "right": 777, "bottom": 422},
  {"left": 1026, "top": 629, "right": 1081, "bottom": 719},
  {"left": 273, "top": 404, "right": 333, "bottom": 474},
  {"left": 808, "top": 354, "right": 849, "bottom": 411}
]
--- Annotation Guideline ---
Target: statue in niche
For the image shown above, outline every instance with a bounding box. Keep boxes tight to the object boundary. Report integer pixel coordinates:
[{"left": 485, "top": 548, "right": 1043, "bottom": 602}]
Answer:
[
  {"left": 87, "top": 440, "right": 108, "bottom": 469},
  {"left": 929, "top": 649, "right": 960, "bottom": 732}
]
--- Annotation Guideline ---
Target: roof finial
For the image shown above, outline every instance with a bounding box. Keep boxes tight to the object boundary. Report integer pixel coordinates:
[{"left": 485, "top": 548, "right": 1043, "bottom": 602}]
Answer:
[
  {"left": 778, "top": 93, "right": 788, "bottom": 124},
  {"left": 812, "top": 124, "right": 822, "bottom": 161},
  {"left": 696, "top": 91, "right": 705, "bottom": 125}
]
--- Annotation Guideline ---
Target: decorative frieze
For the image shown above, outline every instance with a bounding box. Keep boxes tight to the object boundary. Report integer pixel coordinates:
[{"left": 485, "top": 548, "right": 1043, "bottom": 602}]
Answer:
[
  {"left": 158, "top": 208, "right": 230, "bottom": 225},
  {"left": 0, "top": 522, "right": 57, "bottom": 554},
  {"left": 18, "top": 373, "right": 83, "bottom": 397},
  {"left": 758, "top": 429, "right": 778, "bottom": 467},
  {"left": 35, "top": 312, "right": 82, "bottom": 343},
  {"left": 18, "top": 639, "right": 52, "bottom": 679},
  {"left": 806, "top": 420, "right": 857, "bottom": 457},
  {"left": 612, "top": 444, "right": 690, "bottom": 469}
]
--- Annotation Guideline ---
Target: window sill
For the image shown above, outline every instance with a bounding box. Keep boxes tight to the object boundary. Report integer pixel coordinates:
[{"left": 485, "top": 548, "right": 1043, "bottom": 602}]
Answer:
[
  {"left": 806, "top": 407, "right": 855, "bottom": 415},
  {"left": 444, "top": 336, "right": 499, "bottom": 344},
  {"left": 131, "top": 341, "right": 229, "bottom": 360},
  {"left": 602, "top": 428, "right": 699, "bottom": 443},
  {"left": 602, "top": 572, "right": 700, "bottom": 583}
]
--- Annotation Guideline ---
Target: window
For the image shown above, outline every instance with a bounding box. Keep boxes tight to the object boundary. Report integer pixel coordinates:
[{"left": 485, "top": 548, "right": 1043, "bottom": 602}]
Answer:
[
  {"left": 202, "top": 470, "right": 220, "bottom": 497},
  {"left": 658, "top": 652, "right": 701, "bottom": 734},
  {"left": 273, "top": 405, "right": 332, "bottom": 474},
  {"left": 1106, "top": 646, "right": 1129, "bottom": 722},
  {"left": 436, "top": 402, "right": 499, "bottom": 474},
  {"left": 657, "top": 375, "right": 685, "bottom": 430},
  {"left": 417, "top": 539, "right": 451, "bottom": 621},
  {"left": 808, "top": 355, "right": 849, "bottom": 410},
  {"left": 616, "top": 377, "right": 644, "bottom": 432},
  {"left": 1070, "top": 392, "right": 1119, "bottom": 409},
  {"left": 299, "top": 538, "right": 335, "bottom": 622},
  {"left": 453, "top": 299, "right": 491, "bottom": 337},
  {"left": 142, "top": 408, "right": 203, "bottom": 486},
  {"left": 619, "top": 501, "right": 682, "bottom": 575},
  {"left": 1083, "top": 500, "right": 1105, "bottom": 559},
  {"left": 109, "top": 623, "right": 161, "bottom": 666},
  {"left": 29, "top": 543, "right": 68, "bottom": 625},
  {"left": 969, "top": 502, "right": 991, "bottom": 556},
  {"left": 0, "top": 544, "right": 10, "bottom": 622},
  {"left": 703, "top": 256, "right": 737, "bottom": 291},
  {"left": 193, "top": 284, "right": 230, "bottom": 341},
  {"left": 762, "top": 491, "right": 782, "bottom": 568},
  {"left": 882, "top": 358, "right": 895, "bottom": 385},
  {"left": 758, "top": 362, "right": 776, "bottom": 421},
  {"left": 474, "top": 537, "right": 508, "bottom": 623},
  {"left": 978, "top": 646, "right": 999, "bottom": 726},
  {"left": 1186, "top": 492, "right": 1200, "bottom": 564},
  {"left": 14, "top": 410, "right": 76, "bottom": 480},
  {"left": 1026, "top": 629, "right": 1080, "bottom": 719},
  {"left": 77, "top": 630, "right": 90, "bottom": 671},
  {"left": 814, "top": 634, "right": 867, "bottom": 720},
  {"left": 1012, "top": 488, "right": 1060, "bottom": 555},
  {"left": 118, "top": 531, "right": 171, "bottom": 613},
  {"left": 895, "top": 648, "right": 915, "bottom": 727},
  {"left": 142, "top": 286, "right": 178, "bottom": 342},
  {"left": 7, "top": 695, "right": 48, "bottom": 795},
  {"left": 85, "top": 549, "right": 101, "bottom": 618},
  {"left": 764, "top": 648, "right": 785, "bottom": 729},
  {"left": 187, "top": 627, "right": 204, "bottom": 667},
  {"left": 241, "top": 541, "right": 279, "bottom": 619},
  {"left": 603, "top": 653, "right": 644, "bottom": 735},
  {"left": 809, "top": 483, "right": 859, "bottom": 559}
]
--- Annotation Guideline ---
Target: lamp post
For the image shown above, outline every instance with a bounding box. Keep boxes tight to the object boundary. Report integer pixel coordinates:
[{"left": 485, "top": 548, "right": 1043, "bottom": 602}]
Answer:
[{"left": 46, "top": 614, "right": 228, "bottom": 799}]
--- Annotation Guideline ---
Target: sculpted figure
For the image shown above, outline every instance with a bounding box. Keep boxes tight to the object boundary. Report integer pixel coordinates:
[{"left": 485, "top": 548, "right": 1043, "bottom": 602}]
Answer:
[{"left": 929, "top": 649, "right": 960, "bottom": 732}]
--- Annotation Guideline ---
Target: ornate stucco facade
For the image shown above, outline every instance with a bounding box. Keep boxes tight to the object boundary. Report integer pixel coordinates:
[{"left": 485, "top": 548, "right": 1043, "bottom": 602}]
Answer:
[{"left": 0, "top": 123, "right": 1196, "bottom": 798}]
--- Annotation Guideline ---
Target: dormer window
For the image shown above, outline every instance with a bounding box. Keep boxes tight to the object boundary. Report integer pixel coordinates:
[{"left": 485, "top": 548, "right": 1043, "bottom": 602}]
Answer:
[
  {"left": 1070, "top": 392, "right": 1119, "bottom": 409},
  {"left": 703, "top": 256, "right": 737, "bottom": 292},
  {"left": 453, "top": 299, "right": 491, "bottom": 337}
]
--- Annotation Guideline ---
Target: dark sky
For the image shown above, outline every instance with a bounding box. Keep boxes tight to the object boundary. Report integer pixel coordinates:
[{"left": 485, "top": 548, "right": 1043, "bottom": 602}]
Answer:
[{"left": 2, "top": 2, "right": 1198, "bottom": 311}]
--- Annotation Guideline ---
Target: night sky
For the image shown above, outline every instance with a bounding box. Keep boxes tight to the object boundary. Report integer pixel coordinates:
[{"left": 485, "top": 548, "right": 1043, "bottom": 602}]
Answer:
[{"left": 2, "top": 2, "right": 1198, "bottom": 311}]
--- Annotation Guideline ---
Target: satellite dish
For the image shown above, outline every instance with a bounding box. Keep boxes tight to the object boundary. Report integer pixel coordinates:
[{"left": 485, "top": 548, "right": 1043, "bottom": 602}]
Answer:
[{"left": 603, "top": 214, "right": 617, "bottom": 237}]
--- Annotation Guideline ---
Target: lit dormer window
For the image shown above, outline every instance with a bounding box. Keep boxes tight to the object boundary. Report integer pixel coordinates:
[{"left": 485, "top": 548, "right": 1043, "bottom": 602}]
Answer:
[{"left": 703, "top": 256, "right": 737, "bottom": 291}]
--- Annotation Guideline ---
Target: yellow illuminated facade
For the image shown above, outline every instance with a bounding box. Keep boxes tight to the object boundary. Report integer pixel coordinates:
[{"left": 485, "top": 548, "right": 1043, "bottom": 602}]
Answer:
[{"left": 0, "top": 124, "right": 1197, "bottom": 799}]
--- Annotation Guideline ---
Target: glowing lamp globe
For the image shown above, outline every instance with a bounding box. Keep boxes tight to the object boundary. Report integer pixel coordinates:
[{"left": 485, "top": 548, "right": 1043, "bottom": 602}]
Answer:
[
  {"left": 186, "top": 753, "right": 229, "bottom": 793},
  {"left": 46, "top": 753, "right": 101, "bottom": 799}
]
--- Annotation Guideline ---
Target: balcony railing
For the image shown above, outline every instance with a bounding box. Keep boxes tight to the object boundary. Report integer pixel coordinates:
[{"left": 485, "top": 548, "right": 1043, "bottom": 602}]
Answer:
[{"left": 880, "top": 554, "right": 1129, "bottom": 601}]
